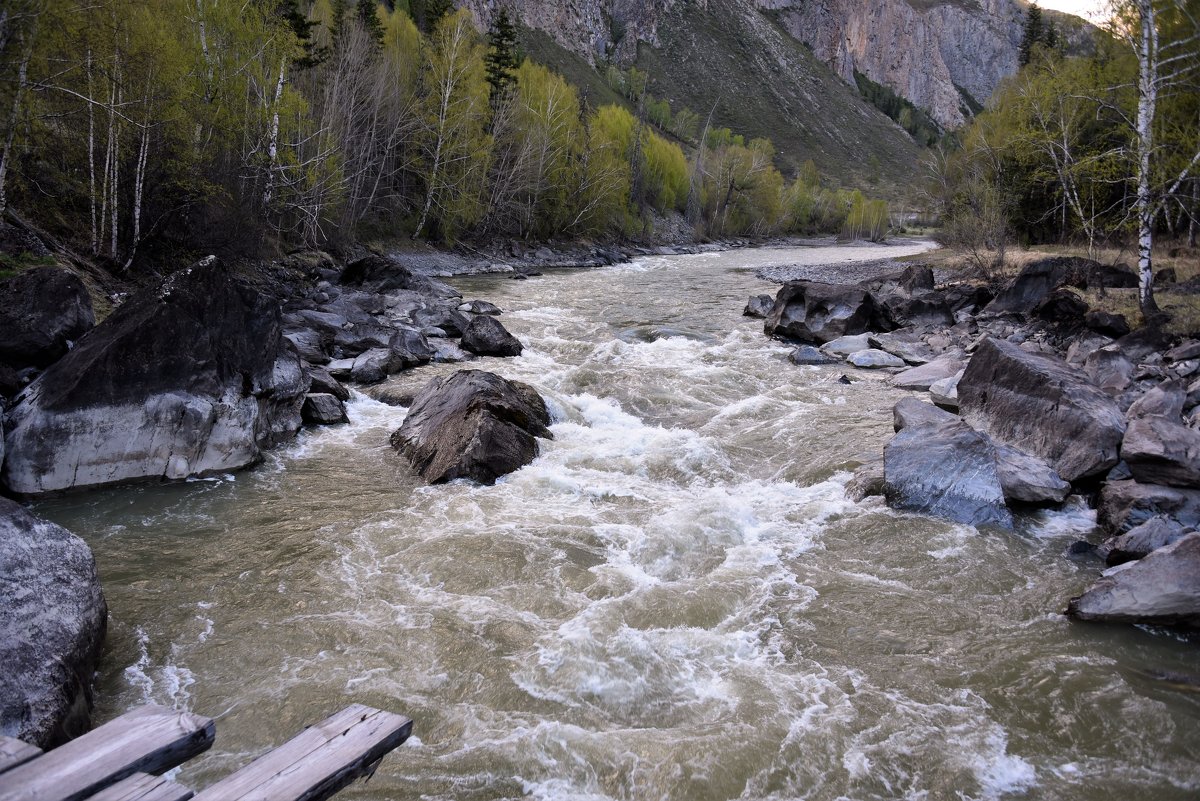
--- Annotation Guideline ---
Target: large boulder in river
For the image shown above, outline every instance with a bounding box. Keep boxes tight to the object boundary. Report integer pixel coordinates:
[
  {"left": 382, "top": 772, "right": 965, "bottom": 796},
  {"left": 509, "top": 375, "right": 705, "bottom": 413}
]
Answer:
[
  {"left": 1, "top": 257, "right": 309, "bottom": 496},
  {"left": 1102, "top": 516, "right": 1192, "bottom": 566},
  {"left": 0, "top": 498, "right": 107, "bottom": 747},
  {"left": 0, "top": 266, "right": 95, "bottom": 369},
  {"left": 390, "top": 370, "right": 551, "bottom": 485},
  {"left": 1098, "top": 479, "right": 1200, "bottom": 534},
  {"left": 1067, "top": 532, "right": 1200, "bottom": 627},
  {"left": 883, "top": 419, "right": 1013, "bottom": 529},
  {"left": 461, "top": 316, "right": 523, "bottom": 357},
  {"left": 744, "top": 294, "right": 774, "bottom": 318},
  {"left": 764, "top": 281, "right": 888, "bottom": 344},
  {"left": 959, "top": 338, "right": 1125, "bottom": 482}
]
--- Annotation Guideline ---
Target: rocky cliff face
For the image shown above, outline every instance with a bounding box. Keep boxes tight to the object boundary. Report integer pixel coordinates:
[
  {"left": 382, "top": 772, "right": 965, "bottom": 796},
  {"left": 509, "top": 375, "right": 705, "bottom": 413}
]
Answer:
[
  {"left": 461, "top": 0, "right": 1036, "bottom": 131},
  {"left": 763, "top": 0, "right": 1025, "bottom": 129}
]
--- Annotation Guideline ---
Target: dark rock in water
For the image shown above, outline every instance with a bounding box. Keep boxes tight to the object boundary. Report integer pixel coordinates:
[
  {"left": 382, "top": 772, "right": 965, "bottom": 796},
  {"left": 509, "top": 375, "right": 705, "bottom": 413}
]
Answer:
[
  {"left": 0, "top": 266, "right": 95, "bottom": 369},
  {"left": 1034, "top": 289, "right": 1088, "bottom": 323},
  {"left": 333, "top": 322, "right": 394, "bottom": 358},
  {"left": 389, "top": 328, "right": 436, "bottom": 369},
  {"left": 884, "top": 419, "right": 1013, "bottom": 529},
  {"left": 1098, "top": 479, "right": 1200, "bottom": 533},
  {"left": 865, "top": 266, "right": 953, "bottom": 328},
  {"left": 1067, "top": 540, "right": 1098, "bottom": 558},
  {"left": 390, "top": 370, "right": 551, "bottom": 484},
  {"left": 847, "top": 349, "right": 906, "bottom": 369},
  {"left": 339, "top": 254, "right": 461, "bottom": 300},
  {"left": 993, "top": 443, "right": 1071, "bottom": 505},
  {"left": 790, "top": 345, "right": 837, "bottom": 366},
  {"left": 1085, "top": 311, "right": 1131, "bottom": 339},
  {"left": 0, "top": 498, "right": 106, "bottom": 747},
  {"left": 892, "top": 397, "right": 957, "bottom": 432},
  {"left": 1, "top": 257, "right": 308, "bottom": 495},
  {"left": 306, "top": 365, "right": 350, "bottom": 401},
  {"left": 350, "top": 348, "right": 392, "bottom": 384},
  {"left": 764, "top": 281, "right": 888, "bottom": 344},
  {"left": 847, "top": 458, "right": 885, "bottom": 500},
  {"left": 461, "top": 316, "right": 523, "bottom": 357},
  {"left": 431, "top": 339, "right": 473, "bottom": 363},
  {"left": 959, "top": 338, "right": 1126, "bottom": 482},
  {"left": 744, "top": 294, "right": 774, "bottom": 318},
  {"left": 1122, "top": 415, "right": 1200, "bottom": 488},
  {"left": 870, "top": 331, "right": 936, "bottom": 365},
  {"left": 1103, "top": 516, "right": 1192, "bottom": 566},
  {"left": 301, "top": 393, "right": 348, "bottom": 425},
  {"left": 836, "top": 374, "right": 852, "bottom": 385},
  {"left": 325, "top": 358, "right": 354, "bottom": 381},
  {"left": 1067, "top": 532, "right": 1200, "bottom": 627},
  {"left": 459, "top": 299, "right": 502, "bottom": 316}
]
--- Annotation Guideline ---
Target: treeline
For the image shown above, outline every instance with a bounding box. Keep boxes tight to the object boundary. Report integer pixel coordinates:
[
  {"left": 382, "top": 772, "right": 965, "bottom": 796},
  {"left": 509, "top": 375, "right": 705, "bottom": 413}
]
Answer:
[
  {"left": 0, "top": 0, "right": 892, "bottom": 268},
  {"left": 933, "top": 0, "right": 1199, "bottom": 310}
]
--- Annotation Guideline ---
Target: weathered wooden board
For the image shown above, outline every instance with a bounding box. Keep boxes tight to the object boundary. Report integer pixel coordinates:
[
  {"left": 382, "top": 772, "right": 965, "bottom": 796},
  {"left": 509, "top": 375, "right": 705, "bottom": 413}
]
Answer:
[
  {"left": 190, "top": 705, "right": 411, "bottom": 801},
  {"left": 0, "top": 737, "right": 42, "bottom": 776},
  {"left": 0, "top": 704, "right": 214, "bottom": 801},
  {"left": 87, "top": 772, "right": 194, "bottom": 801}
]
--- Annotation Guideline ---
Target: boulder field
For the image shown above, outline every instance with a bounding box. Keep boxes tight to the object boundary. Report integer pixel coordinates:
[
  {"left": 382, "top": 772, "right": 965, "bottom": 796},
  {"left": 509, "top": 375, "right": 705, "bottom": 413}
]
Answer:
[{"left": 757, "top": 255, "right": 1200, "bottom": 630}]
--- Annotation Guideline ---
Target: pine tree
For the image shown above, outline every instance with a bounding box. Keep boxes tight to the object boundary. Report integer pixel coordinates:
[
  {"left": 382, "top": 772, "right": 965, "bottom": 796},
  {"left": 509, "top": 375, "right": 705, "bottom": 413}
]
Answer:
[
  {"left": 1019, "top": 3, "right": 1044, "bottom": 66},
  {"left": 1043, "top": 21, "right": 1059, "bottom": 53},
  {"left": 357, "top": 0, "right": 385, "bottom": 46},
  {"left": 484, "top": 9, "right": 519, "bottom": 101}
]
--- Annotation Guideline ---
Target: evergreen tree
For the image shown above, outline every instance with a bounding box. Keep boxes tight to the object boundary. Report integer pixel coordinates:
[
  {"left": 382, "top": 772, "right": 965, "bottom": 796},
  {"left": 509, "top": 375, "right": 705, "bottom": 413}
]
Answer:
[
  {"left": 411, "top": 0, "right": 452, "bottom": 34},
  {"left": 357, "top": 0, "right": 385, "bottom": 46},
  {"left": 484, "top": 9, "right": 519, "bottom": 100},
  {"left": 1019, "top": 3, "right": 1044, "bottom": 66},
  {"left": 1043, "top": 21, "right": 1059, "bottom": 53}
]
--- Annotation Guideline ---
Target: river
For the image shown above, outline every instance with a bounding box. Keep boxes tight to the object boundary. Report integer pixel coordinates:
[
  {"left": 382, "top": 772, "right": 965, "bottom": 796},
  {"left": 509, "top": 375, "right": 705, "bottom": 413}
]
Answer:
[{"left": 34, "top": 242, "right": 1200, "bottom": 800}]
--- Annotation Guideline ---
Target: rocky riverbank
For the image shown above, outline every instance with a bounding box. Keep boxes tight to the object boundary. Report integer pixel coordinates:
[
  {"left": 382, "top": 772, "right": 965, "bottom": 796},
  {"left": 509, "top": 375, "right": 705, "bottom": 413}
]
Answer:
[{"left": 748, "top": 255, "right": 1200, "bottom": 630}]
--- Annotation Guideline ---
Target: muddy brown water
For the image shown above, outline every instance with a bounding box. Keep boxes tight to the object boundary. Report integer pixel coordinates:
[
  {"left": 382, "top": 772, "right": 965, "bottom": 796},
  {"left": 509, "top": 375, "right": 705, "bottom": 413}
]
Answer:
[{"left": 34, "top": 242, "right": 1200, "bottom": 800}]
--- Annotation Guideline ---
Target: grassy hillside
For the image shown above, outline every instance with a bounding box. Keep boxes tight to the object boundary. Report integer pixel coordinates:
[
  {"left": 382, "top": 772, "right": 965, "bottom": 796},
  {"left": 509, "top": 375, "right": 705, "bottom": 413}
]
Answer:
[{"left": 517, "top": 0, "right": 929, "bottom": 200}]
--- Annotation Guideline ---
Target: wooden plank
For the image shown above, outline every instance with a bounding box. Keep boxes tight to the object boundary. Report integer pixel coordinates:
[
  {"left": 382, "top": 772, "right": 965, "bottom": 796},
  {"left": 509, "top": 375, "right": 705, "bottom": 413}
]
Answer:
[
  {"left": 0, "top": 737, "right": 42, "bottom": 776},
  {"left": 190, "top": 705, "right": 411, "bottom": 801},
  {"left": 0, "top": 704, "right": 214, "bottom": 801},
  {"left": 87, "top": 773, "right": 193, "bottom": 801}
]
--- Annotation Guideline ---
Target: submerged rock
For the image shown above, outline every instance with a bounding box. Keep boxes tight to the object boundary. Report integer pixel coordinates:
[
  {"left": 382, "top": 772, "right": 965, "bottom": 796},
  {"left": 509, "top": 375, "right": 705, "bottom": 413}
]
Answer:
[
  {"left": 959, "top": 338, "right": 1125, "bottom": 482},
  {"left": 0, "top": 266, "right": 95, "bottom": 370},
  {"left": 1067, "top": 532, "right": 1200, "bottom": 627},
  {"left": 460, "top": 316, "right": 523, "bottom": 357},
  {"left": 391, "top": 370, "right": 551, "bottom": 485},
  {"left": 884, "top": 419, "right": 1012, "bottom": 529},
  {"left": 0, "top": 499, "right": 107, "bottom": 747},
  {"left": 2, "top": 257, "right": 308, "bottom": 495}
]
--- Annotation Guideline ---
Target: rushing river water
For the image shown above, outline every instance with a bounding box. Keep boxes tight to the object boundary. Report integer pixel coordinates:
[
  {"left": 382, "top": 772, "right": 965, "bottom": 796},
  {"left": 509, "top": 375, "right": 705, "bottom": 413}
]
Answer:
[{"left": 34, "top": 242, "right": 1200, "bottom": 800}]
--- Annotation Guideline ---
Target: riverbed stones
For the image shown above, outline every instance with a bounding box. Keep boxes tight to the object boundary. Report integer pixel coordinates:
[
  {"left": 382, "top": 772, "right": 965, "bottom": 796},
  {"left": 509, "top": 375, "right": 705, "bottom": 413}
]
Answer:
[
  {"left": 1102, "top": 516, "right": 1192, "bottom": 566},
  {"left": 1098, "top": 479, "right": 1200, "bottom": 533},
  {"left": 892, "top": 398, "right": 957, "bottom": 432},
  {"left": 460, "top": 316, "right": 523, "bottom": 357},
  {"left": 869, "top": 331, "right": 936, "bottom": 365},
  {"left": 306, "top": 365, "right": 350, "bottom": 401},
  {"left": 1, "top": 257, "right": 308, "bottom": 495},
  {"left": 350, "top": 348, "right": 392, "bottom": 384},
  {"left": 929, "top": 372, "right": 962, "bottom": 409},
  {"left": 993, "top": 444, "right": 1071, "bottom": 505},
  {"left": 388, "top": 328, "right": 436, "bottom": 369},
  {"left": 883, "top": 419, "right": 1013, "bottom": 529},
  {"left": 891, "top": 354, "right": 965, "bottom": 391},
  {"left": 459, "top": 300, "right": 502, "bottom": 315},
  {"left": 1083, "top": 345, "right": 1135, "bottom": 393},
  {"left": 820, "top": 334, "right": 872, "bottom": 358},
  {"left": 1085, "top": 311, "right": 1130, "bottom": 339},
  {"left": 1067, "top": 532, "right": 1200, "bottom": 627},
  {"left": 847, "top": 349, "right": 906, "bottom": 369},
  {"left": 391, "top": 369, "right": 551, "bottom": 485},
  {"left": 764, "top": 281, "right": 887, "bottom": 344},
  {"left": 0, "top": 498, "right": 107, "bottom": 747},
  {"left": 0, "top": 266, "right": 95, "bottom": 370},
  {"left": 1121, "top": 415, "right": 1200, "bottom": 487},
  {"left": 959, "top": 338, "right": 1126, "bottom": 482}
]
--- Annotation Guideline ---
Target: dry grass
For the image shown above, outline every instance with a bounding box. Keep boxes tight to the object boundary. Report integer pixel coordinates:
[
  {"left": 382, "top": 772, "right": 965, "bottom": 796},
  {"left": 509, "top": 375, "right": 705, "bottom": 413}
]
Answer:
[{"left": 902, "top": 240, "right": 1200, "bottom": 337}]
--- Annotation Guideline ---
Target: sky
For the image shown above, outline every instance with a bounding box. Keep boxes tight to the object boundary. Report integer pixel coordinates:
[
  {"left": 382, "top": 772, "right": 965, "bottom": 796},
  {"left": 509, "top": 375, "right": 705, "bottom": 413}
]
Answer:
[{"left": 1036, "top": 0, "right": 1108, "bottom": 20}]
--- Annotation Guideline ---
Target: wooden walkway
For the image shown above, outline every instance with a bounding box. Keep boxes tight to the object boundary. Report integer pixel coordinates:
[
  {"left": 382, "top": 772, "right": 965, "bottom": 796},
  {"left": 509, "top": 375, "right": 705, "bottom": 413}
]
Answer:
[{"left": 0, "top": 704, "right": 412, "bottom": 801}]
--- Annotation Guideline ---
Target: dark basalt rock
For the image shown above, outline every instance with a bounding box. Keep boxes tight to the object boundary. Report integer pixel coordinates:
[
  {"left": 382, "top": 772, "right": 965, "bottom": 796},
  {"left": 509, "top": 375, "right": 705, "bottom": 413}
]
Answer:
[
  {"left": 883, "top": 419, "right": 1013, "bottom": 529},
  {"left": 764, "top": 281, "right": 889, "bottom": 344},
  {"left": 390, "top": 369, "right": 551, "bottom": 484},
  {"left": 790, "top": 345, "right": 837, "bottom": 365},
  {"left": 1067, "top": 532, "right": 1200, "bottom": 627},
  {"left": 744, "top": 294, "right": 774, "bottom": 318},
  {"left": 459, "top": 299, "right": 502, "bottom": 316},
  {"left": 0, "top": 266, "right": 95, "bottom": 369},
  {"left": 0, "top": 498, "right": 107, "bottom": 747},
  {"left": 411, "top": 306, "right": 471, "bottom": 338},
  {"left": 306, "top": 365, "right": 351, "bottom": 401},
  {"left": 1085, "top": 311, "right": 1131, "bottom": 339},
  {"left": 461, "top": 316, "right": 523, "bottom": 357},
  {"left": 1033, "top": 289, "right": 1089, "bottom": 324},
  {"left": 1, "top": 257, "right": 308, "bottom": 495},
  {"left": 1102, "top": 516, "right": 1192, "bottom": 566},
  {"left": 1098, "top": 479, "right": 1200, "bottom": 534},
  {"left": 959, "top": 338, "right": 1125, "bottom": 482},
  {"left": 983, "top": 258, "right": 1078, "bottom": 315},
  {"left": 892, "top": 397, "right": 957, "bottom": 432},
  {"left": 301, "top": 393, "right": 348, "bottom": 425},
  {"left": 993, "top": 444, "right": 1071, "bottom": 505},
  {"left": 389, "top": 328, "right": 436, "bottom": 369},
  {"left": 1122, "top": 415, "right": 1200, "bottom": 488}
]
